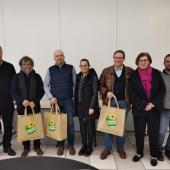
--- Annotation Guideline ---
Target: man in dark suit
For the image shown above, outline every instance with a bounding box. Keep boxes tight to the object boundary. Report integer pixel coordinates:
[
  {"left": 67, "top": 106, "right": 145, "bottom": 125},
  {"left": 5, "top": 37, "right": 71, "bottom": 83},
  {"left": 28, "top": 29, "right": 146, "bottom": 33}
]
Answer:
[{"left": 0, "top": 46, "right": 16, "bottom": 156}]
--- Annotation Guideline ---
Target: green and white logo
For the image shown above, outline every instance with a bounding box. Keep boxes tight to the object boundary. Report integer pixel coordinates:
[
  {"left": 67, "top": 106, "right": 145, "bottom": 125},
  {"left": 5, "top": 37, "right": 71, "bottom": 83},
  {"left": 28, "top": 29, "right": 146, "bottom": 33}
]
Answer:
[
  {"left": 48, "top": 120, "right": 56, "bottom": 131},
  {"left": 25, "top": 122, "right": 37, "bottom": 134},
  {"left": 106, "top": 113, "right": 117, "bottom": 126}
]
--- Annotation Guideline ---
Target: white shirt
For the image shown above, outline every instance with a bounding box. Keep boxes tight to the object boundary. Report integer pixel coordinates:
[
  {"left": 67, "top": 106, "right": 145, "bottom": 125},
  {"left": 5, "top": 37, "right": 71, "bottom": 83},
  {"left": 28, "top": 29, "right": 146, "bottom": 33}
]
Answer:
[{"left": 114, "top": 66, "right": 123, "bottom": 77}]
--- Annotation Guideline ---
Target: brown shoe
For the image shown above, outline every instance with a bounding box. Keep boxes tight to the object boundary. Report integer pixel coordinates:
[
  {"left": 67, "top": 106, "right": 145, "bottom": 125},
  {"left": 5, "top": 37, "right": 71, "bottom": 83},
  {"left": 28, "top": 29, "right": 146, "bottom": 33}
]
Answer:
[
  {"left": 57, "top": 146, "right": 64, "bottom": 156},
  {"left": 34, "top": 148, "right": 44, "bottom": 156},
  {"left": 117, "top": 149, "right": 126, "bottom": 159},
  {"left": 100, "top": 148, "right": 111, "bottom": 160},
  {"left": 68, "top": 145, "right": 76, "bottom": 155},
  {"left": 21, "top": 149, "right": 30, "bottom": 157}
]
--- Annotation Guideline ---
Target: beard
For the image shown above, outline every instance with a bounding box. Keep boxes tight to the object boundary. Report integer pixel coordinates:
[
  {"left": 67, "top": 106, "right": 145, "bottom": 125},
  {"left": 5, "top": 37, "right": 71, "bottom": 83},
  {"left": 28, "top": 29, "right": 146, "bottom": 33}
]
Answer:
[
  {"left": 22, "top": 68, "right": 32, "bottom": 76},
  {"left": 166, "top": 65, "right": 170, "bottom": 71}
]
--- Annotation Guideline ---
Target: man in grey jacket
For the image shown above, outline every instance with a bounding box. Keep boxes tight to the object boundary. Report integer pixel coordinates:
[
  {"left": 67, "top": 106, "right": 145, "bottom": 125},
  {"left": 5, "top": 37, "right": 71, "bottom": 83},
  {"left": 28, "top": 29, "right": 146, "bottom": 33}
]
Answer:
[{"left": 157, "top": 54, "right": 170, "bottom": 161}]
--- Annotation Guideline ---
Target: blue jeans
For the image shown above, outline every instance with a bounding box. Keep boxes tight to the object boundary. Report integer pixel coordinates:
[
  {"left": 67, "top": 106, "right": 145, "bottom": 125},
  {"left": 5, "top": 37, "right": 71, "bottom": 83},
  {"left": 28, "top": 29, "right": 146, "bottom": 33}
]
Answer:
[
  {"left": 158, "top": 109, "right": 170, "bottom": 152},
  {"left": 57, "top": 99, "right": 75, "bottom": 146},
  {"left": 104, "top": 100, "right": 128, "bottom": 151}
]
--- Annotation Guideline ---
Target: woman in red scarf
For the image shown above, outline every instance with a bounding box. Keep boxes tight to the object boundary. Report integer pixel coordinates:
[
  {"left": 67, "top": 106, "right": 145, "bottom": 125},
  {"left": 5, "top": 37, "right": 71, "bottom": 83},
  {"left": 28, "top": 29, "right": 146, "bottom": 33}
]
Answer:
[{"left": 128, "top": 52, "right": 166, "bottom": 166}]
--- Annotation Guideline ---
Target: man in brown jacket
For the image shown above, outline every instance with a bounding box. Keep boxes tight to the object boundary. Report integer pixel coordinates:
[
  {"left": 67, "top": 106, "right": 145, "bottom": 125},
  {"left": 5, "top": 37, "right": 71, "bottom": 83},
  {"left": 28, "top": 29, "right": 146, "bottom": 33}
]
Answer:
[{"left": 99, "top": 50, "right": 133, "bottom": 160}]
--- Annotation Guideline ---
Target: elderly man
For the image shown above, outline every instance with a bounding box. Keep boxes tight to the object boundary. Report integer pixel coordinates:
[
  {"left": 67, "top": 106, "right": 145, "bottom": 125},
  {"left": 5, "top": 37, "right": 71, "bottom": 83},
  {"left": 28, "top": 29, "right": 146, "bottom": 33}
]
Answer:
[
  {"left": 99, "top": 50, "right": 133, "bottom": 160},
  {"left": 11, "top": 56, "right": 44, "bottom": 156},
  {"left": 0, "top": 46, "right": 16, "bottom": 156},
  {"left": 44, "top": 49, "right": 76, "bottom": 156}
]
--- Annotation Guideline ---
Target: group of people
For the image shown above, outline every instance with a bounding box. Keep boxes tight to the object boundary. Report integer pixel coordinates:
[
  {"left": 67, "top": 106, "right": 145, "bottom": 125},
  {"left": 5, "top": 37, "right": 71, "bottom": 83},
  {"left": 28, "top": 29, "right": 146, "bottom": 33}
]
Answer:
[{"left": 0, "top": 46, "right": 170, "bottom": 167}]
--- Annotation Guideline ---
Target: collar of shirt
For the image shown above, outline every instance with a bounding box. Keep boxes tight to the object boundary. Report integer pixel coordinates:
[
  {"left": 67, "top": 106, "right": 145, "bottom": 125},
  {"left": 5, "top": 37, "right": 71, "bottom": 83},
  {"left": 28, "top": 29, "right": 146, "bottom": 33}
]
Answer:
[{"left": 114, "top": 66, "right": 123, "bottom": 77}]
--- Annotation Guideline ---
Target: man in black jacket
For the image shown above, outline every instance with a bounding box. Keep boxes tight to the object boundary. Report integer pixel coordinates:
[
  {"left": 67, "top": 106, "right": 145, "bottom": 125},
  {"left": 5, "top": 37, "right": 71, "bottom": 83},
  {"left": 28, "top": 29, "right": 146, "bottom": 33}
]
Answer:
[
  {"left": 11, "top": 56, "right": 44, "bottom": 157},
  {"left": 0, "top": 46, "right": 16, "bottom": 156}
]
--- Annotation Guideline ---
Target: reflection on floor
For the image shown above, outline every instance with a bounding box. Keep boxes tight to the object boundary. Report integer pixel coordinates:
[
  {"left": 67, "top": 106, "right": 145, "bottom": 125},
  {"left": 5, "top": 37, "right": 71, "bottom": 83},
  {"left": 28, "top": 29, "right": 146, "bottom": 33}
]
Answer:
[{"left": 0, "top": 132, "right": 170, "bottom": 170}]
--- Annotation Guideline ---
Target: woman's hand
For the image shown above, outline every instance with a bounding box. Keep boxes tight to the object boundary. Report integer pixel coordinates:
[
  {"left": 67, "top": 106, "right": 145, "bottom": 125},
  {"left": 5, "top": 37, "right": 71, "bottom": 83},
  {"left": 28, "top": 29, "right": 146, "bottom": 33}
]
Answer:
[{"left": 89, "top": 108, "right": 94, "bottom": 115}]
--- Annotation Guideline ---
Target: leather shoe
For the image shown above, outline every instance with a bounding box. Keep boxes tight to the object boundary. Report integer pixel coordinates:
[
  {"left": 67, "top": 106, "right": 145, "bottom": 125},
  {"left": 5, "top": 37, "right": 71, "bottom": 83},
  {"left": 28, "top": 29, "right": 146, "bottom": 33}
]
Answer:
[
  {"left": 34, "top": 148, "right": 44, "bottom": 156},
  {"left": 117, "top": 149, "right": 126, "bottom": 159},
  {"left": 100, "top": 148, "right": 111, "bottom": 160},
  {"left": 78, "top": 147, "right": 87, "bottom": 156},
  {"left": 151, "top": 157, "right": 158, "bottom": 166},
  {"left": 3, "top": 147, "right": 16, "bottom": 156},
  {"left": 21, "top": 149, "right": 30, "bottom": 157}
]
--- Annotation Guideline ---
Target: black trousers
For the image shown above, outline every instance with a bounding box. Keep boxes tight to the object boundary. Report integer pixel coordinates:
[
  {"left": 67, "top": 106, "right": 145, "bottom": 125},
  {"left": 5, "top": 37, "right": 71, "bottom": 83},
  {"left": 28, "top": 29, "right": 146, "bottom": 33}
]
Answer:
[
  {"left": 133, "top": 111, "right": 160, "bottom": 158},
  {"left": 78, "top": 116, "right": 95, "bottom": 150},
  {"left": 22, "top": 140, "right": 41, "bottom": 150},
  {"left": 0, "top": 102, "right": 14, "bottom": 149}
]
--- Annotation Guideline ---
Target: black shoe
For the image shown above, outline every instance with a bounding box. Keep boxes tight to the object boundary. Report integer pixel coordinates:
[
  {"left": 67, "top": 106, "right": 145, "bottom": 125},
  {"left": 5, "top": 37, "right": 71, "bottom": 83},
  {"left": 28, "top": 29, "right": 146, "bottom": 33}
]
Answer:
[
  {"left": 84, "top": 148, "right": 93, "bottom": 157},
  {"left": 165, "top": 150, "right": 170, "bottom": 160},
  {"left": 21, "top": 149, "right": 30, "bottom": 157},
  {"left": 132, "top": 154, "right": 143, "bottom": 162},
  {"left": 157, "top": 151, "right": 164, "bottom": 161},
  {"left": 151, "top": 158, "right": 158, "bottom": 166},
  {"left": 3, "top": 147, "right": 16, "bottom": 156},
  {"left": 34, "top": 148, "right": 44, "bottom": 156},
  {"left": 78, "top": 147, "right": 87, "bottom": 156}
]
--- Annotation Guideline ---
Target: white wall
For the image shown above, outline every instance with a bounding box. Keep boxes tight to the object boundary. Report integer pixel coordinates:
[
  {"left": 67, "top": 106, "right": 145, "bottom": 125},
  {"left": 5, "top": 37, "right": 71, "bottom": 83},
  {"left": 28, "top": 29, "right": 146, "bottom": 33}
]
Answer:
[{"left": 1, "top": 0, "right": 170, "bottom": 76}]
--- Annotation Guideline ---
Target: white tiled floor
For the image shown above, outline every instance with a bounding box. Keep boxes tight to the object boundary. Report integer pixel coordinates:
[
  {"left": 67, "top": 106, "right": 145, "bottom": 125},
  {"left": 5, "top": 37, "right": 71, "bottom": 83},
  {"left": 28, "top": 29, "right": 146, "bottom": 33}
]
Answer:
[{"left": 0, "top": 132, "right": 170, "bottom": 170}]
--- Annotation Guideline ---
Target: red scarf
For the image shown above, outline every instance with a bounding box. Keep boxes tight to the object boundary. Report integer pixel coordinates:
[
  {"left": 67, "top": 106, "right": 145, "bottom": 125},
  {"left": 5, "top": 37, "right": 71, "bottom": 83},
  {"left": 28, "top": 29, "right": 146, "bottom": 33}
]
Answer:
[{"left": 138, "top": 65, "right": 152, "bottom": 99}]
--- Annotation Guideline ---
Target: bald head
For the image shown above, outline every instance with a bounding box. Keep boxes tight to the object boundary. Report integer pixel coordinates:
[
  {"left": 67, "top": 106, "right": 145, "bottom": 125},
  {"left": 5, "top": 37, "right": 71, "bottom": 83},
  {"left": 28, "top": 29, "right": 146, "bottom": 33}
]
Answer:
[{"left": 54, "top": 49, "right": 65, "bottom": 65}]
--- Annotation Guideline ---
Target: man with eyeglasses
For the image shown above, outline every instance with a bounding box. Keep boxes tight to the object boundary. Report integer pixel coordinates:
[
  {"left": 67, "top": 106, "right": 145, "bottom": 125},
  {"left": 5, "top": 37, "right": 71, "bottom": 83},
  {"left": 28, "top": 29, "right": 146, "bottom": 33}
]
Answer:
[
  {"left": 99, "top": 50, "right": 133, "bottom": 160},
  {"left": 44, "top": 49, "right": 76, "bottom": 156}
]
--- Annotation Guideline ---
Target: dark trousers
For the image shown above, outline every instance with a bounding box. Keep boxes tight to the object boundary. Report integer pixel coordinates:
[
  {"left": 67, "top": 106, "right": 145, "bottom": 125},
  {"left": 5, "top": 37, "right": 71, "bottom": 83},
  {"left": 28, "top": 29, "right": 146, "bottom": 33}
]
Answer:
[
  {"left": 78, "top": 116, "right": 95, "bottom": 150},
  {"left": 133, "top": 111, "right": 160, "bottom": 158},
  {"left": 0, "top": 102, "right": 14, "bottom": 149},
  {"left": 23, "top": 139, "right": 40, "bottom": 150}
]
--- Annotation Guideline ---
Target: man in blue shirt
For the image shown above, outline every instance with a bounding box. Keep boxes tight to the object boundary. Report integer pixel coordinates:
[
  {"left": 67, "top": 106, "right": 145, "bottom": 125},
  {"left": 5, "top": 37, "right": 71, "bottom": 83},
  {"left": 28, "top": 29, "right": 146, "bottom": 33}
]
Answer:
[{"left": 44, "top": 49, "right": 76, "bottom": 156}]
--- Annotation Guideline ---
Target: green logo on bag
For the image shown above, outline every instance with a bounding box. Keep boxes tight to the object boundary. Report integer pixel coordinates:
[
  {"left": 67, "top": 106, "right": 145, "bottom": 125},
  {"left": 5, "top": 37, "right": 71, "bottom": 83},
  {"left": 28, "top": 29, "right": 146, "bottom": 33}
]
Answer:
[
  {"left": 106, "top": 113, "right": 117, "bottom": 126},
  {"left": 48, "top": 120, "right": 56, "bottom": 131},
  {"left": 25, "top": 122, "right": 37, "bottom": 134}
]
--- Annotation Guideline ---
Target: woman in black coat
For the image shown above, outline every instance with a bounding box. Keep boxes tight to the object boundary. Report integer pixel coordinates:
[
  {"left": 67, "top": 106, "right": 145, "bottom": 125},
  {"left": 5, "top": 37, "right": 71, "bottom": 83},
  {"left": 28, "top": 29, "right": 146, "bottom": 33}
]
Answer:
[
  {"left": 128, "top": 52, "right": 166, "bottom": 166},
  {"left": 74, "top": 59, "right": 99, "bottom": 156}
]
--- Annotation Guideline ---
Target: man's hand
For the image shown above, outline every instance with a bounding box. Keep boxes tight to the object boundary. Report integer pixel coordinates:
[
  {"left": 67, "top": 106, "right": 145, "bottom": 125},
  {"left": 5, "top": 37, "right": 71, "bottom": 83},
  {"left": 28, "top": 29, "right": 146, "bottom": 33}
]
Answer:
[
  {"left": 107, "top": 92, "right": 114, "bottom": 99},
  {"left": 89, "top": 108, "right": 94, "bottom": 115},
  {"left": 50, "top": 97, "right": 57, "bottom": 105},
  {"left": 23, "top": 100, "right": 30, "bottom": 107},
  {"left": 29, "top": 101, "right": 35, "bottom": 108}
]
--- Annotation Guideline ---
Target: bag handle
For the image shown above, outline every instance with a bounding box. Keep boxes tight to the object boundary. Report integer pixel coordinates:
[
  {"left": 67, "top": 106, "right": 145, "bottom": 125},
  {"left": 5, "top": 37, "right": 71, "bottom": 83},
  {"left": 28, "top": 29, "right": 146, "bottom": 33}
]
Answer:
[
  {"left": 50, "top": 104, "right": 61, "bottom": 115},
  {"left": 108, "top": 94, "right": 120, "bottom": 109},
  {"left": 24, "top": 107, "right": 35, "bottom": 116}
]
